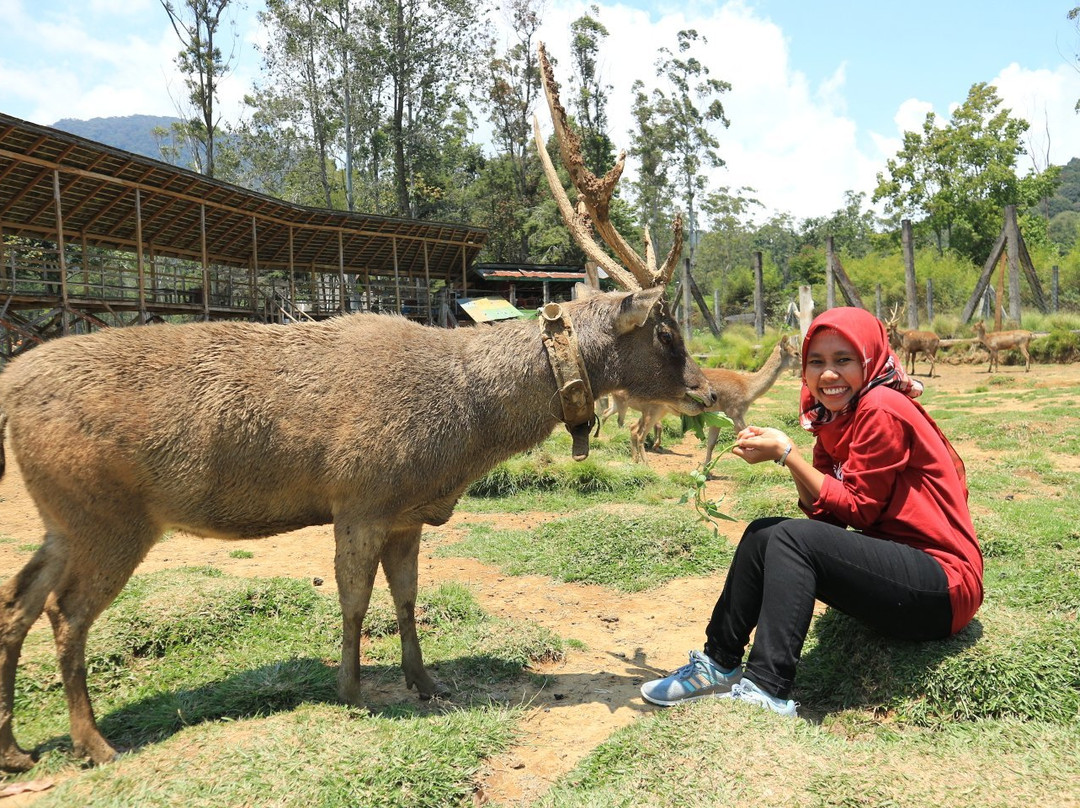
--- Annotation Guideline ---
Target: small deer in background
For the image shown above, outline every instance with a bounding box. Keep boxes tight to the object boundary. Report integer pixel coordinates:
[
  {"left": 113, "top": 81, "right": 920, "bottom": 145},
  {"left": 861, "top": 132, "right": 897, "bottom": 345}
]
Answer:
[
  {"left": 974, "top": 320, "right": 1033, "bottom": 373},
  {"left": 885, "top": 306, "right": 940, "bottom": 377},
  {"left": 616, "top": 335, "right": 801, "bottom": 466}
]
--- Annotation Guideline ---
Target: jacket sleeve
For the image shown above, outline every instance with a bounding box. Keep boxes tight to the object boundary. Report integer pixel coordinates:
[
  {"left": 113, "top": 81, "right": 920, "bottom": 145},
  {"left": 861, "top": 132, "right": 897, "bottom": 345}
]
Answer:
[
  {"left": 798, "top": 441, "right": 847, "bottom": 526},
  {"left": 811, "top": 408, "right": 912, "bottom": 530}
]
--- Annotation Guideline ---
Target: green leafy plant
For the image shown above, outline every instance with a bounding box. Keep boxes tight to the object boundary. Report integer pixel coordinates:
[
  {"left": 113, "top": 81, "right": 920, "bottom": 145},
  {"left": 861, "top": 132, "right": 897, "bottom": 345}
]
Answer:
[{"left": 678, "top": 411, "right": 739, "bottom": 532}]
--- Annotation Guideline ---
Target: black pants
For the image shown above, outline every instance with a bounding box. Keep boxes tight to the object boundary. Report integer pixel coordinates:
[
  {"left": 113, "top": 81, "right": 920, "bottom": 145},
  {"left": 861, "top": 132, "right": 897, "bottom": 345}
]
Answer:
[{"left": 704, "top": 517, "right": 953, "bottom": 699}]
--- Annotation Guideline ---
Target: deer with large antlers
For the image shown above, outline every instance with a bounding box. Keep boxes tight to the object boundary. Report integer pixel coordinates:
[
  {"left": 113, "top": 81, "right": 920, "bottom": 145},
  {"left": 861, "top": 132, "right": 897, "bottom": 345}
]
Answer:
[
  {"left": 0, "top": 43, "right": 714, "bottom": 772},
  {"left": 885, "top": 306, "right": 940, "bottom": 378},
  {"left": 974, "top": 320, "right": 1033, "bottom": 373}
]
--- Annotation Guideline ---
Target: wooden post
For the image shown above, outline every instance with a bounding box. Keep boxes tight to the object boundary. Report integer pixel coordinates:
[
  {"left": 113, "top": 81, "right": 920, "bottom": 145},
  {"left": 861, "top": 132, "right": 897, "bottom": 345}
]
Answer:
[
  {"left": 713, "top": 289, "right": 720, "bottom": 320},
  {"left": 1052, "top": 265, "right": 1059, "bottom": 313},
  {"left": 825, "top": 237, "right": 835, "bottom": 310},
  {"left": 423, "top": 242, "right": 432, "bottom": 324},
  {"left": 902, "top": 219, "right": 917, "bottom": 329},
  {"left": 798, "top": 285, "right": 814, "bottom": 340},
  {"left": 1004, "top": 205, "right": 1022, "bottom": 324},
  {"left": 753, "top": 251, "right": 764, "bottom": 336},
  {"left": 135, "top": 187, "right": 147, "bottom": 324},
  {"left": 250, "top": 217, "right": 259, "bottom": 319},
  {"left": 875, "top": 284, "right": 882, "bottom": 319},
  {"left": 80, "top": 232, "right": 89, "bottom": 301},
  {"left": 681, "top": 257, "right": 692, "bottom": 343},
  {"left": 926, "top": 278, "right": 934, "bottom": 323},
  {"left": 200, "top": 205, "right": 210, "bottom": 320},
  {"left": 288, "top": 226, "right": 295, "bottom": 321},
  {"left": 338, "top": 230, "right": 346, "bottom": 315},
  {"left": 461, "top": 246, "right": 468, "bottom": 297},
  {"left": 995, "top": 247, "right": 1006, "bottom": 331},
  {"left": 392, "top": 236, "right": 401, "bottom": 314},
  {"left": 52, "top": 171, "right": 70, "bottom": 335}
]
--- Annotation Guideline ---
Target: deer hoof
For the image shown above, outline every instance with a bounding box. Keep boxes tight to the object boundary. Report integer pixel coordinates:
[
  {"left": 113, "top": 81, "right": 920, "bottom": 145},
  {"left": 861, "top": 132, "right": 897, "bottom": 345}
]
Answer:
[{"left": 0, "top": 746, "right": 36, "bottom": 773}]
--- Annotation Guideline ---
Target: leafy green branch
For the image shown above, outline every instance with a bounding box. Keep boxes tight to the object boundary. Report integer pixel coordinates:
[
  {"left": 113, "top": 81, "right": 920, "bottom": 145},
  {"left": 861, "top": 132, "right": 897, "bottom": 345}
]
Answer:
[{"left": 678, "top": 411, "right": 739, "bottom": 533}]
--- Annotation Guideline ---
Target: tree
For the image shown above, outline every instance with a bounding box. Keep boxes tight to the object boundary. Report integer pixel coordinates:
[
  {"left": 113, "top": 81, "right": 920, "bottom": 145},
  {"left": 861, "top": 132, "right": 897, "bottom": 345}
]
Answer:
[
  {"left": 1071, "top": 6, "right": 1080, "bottom": 111},
  {"left": 483, "top": 0, "right": 545, "bottom": 261},
  {"left": 239, "top": 0, "right": 343, "bottom": 208},
  {"left": 694, "top": 185, "right": 762, "bottom": 314},
  {"left": 568, "top": 7, "right": 615, "bottom": 175},
  {"left": 799, "top": 191, "right": 880, "bottom": 258},
  {"left": 629, "top": 30, "right": 730, "bottom": 259},
  {"left": 160, "top": 0, "right": 239, "bottom": 177},
  {"left": 369, "top": 0, "right": 486, "bottom": 217},
  {"left": 873, "top": 82, "right": 1031, "bottom": 265}
]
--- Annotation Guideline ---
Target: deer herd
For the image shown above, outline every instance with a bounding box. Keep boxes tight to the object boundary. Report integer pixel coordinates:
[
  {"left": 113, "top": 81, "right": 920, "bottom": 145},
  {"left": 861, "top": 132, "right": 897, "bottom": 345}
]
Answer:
[{"left": 0, "top": 41, "right": 1048, "bottom": 773}]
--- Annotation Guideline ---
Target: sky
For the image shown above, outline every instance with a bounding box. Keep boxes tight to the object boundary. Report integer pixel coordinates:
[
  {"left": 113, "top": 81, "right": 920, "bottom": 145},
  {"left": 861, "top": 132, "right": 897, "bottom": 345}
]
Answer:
[{"left": 2, "top": 0, "right": 1080, "bottom": 223}]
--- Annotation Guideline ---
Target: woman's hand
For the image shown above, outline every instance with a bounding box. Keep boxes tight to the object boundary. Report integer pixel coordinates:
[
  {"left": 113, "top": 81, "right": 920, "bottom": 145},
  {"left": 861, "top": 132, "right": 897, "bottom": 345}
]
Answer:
[{"left": 732, "top": 426, "right": 793, "bottom": 465}]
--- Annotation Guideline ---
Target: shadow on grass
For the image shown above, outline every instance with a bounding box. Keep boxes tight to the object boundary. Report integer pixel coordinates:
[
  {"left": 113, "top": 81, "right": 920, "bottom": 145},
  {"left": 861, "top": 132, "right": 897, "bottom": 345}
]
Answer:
[{"left": 31, "top": 650, "right": 645, "bottom": 761}]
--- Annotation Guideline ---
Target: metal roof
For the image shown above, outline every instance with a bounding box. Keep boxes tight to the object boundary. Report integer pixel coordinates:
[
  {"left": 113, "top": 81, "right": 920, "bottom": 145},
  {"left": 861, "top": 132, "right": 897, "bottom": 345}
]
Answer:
[{"left": 0, "top": 112, "right": 487, "bottom": 280}]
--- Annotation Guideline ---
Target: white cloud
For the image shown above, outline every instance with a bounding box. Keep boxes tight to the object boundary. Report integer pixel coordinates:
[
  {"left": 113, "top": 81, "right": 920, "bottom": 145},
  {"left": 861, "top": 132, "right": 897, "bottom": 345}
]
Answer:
[
  {"left": 991, "top": 62, "right": 1080, "bottom": 173},
  {"left": 538, "top": 0, "right": 870, "bottom": 221}
]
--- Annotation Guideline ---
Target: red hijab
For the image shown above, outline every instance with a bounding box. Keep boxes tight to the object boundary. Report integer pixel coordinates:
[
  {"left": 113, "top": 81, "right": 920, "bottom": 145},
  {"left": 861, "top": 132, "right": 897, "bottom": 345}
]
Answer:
[{"left": 798, "top": 306, "right": 966, "bottom": 494}]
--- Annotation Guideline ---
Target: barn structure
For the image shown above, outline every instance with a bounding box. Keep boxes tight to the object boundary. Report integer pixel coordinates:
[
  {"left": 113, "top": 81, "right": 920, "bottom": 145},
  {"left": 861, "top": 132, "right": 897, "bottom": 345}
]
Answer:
[{"left": 0, "top": 113, "right": 488, "bottom": 359}]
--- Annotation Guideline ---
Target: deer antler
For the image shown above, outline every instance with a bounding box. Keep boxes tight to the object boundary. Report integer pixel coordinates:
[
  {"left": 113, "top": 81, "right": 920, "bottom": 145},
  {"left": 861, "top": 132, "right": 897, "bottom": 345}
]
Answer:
[{"left": 534, "top": 41, "right": 682, "bottom": 291}]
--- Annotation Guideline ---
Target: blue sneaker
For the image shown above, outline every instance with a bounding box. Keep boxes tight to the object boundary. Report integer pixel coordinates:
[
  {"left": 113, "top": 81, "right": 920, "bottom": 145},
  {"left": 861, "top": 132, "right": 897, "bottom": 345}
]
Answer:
[
  {"left": 726, "top": 677, "right": 798, "bottom": 717},
  {"left": 640, "top": 650, "right": 742, "bottom": 706}
]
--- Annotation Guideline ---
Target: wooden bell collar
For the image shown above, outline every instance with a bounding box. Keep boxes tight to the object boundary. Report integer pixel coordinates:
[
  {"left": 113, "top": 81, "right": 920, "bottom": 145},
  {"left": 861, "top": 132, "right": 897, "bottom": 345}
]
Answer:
[{"left": 539, "top": 302, "right": 597, "bottom": 460}]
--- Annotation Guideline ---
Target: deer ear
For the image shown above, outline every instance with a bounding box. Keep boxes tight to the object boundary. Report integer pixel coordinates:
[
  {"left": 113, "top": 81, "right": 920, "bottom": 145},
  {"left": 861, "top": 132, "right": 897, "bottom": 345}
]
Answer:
[{"left": 614, "top": 287, "right": 664, "bottom": 334}]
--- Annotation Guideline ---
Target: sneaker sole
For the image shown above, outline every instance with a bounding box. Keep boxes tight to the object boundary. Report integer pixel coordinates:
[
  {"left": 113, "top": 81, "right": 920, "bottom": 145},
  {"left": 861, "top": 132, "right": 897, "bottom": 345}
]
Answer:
[{"left": 640, "top": 684, "right": 739, "bottom": 707}]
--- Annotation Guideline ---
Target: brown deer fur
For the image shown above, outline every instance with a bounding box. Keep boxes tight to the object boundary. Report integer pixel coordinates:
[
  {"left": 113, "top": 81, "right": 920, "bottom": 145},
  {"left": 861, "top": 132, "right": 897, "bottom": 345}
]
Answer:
[
  {"left": 0, "top": 288, "right": 714, "bottom": 771},
  {"left": 885, "top": 321, "right": 940, "bottom": 378},
  {"left": 974, "top": 320, "right": 1033, "bottom": 373},
  {"left": 618, "top": 335, "right": 800, "bottom": 465}
]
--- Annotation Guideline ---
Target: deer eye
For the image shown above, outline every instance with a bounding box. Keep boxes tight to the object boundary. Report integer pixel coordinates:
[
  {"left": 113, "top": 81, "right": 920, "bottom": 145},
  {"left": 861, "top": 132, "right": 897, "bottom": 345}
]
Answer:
[{"left": 657, "top": 328, "right": 674, "bottom": 347}]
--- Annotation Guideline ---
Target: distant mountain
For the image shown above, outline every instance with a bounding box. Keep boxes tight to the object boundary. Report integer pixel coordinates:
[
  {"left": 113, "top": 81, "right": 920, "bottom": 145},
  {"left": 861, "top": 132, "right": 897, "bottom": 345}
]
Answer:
[
  {"left": 50, "top": 114, "right": 190, "bottom": 166},
  {"left": 1048, "top": 157, "right": 1080, "bottom": 218}
]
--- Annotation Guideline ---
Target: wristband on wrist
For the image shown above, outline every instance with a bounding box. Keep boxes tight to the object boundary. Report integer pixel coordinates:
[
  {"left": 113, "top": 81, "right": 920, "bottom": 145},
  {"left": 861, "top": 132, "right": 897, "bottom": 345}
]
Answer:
[{"left": 775, "top": 444, "right": 793, "bottom": 467}]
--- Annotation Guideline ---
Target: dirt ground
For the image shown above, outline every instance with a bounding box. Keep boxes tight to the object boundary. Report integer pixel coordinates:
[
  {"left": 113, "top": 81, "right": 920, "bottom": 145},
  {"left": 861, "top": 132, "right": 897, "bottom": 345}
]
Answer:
[{"left": 2, "top": 358, "right": 1079, "bottom": 805}]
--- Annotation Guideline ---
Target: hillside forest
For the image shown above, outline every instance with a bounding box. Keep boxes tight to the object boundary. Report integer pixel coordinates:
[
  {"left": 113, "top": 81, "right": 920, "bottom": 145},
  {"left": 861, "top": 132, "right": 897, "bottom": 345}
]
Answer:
[{"left": 54, "top": 0, "right": 1080, "bottom": 324}]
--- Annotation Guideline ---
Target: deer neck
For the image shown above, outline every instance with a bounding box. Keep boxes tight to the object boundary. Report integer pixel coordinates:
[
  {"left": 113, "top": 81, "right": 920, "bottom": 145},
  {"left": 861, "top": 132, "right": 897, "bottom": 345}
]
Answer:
[{"left": 745, "top": 345, "right": 787, "bottom": 398}]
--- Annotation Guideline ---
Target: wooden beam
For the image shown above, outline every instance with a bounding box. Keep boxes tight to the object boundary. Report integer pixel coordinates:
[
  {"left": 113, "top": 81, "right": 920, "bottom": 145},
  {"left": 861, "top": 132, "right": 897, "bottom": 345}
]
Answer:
[{"left": 960, "top": 228, "right": 1006, "bottom": 323}]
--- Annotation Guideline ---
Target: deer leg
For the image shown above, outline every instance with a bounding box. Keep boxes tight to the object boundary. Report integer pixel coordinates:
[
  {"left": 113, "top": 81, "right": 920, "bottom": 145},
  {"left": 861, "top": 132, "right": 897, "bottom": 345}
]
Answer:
[
  {"left": 1021, "top": 344, "right": 1031, "bottom": 372},
  {"left": 0, "top": 536, "right": 67, "bottom": 772},
  {"left": 703, "top": 425, "right": 721, "bottom": 467},
  {"left": 333, "top": 518, "right": 384, "bottom": 706},
  {"left": 381, "top": 525, "right": 446, "bottom": 699},
  {"left": 629, "top": 416, "right": 649, "bottom": 464},
  {"left": 44, "top": 518, "right": 156, "bottom": 767}
]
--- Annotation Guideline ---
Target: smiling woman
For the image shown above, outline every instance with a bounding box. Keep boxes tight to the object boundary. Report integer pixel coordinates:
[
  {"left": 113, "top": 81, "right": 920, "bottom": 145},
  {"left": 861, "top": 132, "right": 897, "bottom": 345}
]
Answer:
[
  {"left": 641, "top": 306, "right": 983, "bottom": 718},
  {"left": 803, "top": 329, "right": 865, "bottom": 413}
]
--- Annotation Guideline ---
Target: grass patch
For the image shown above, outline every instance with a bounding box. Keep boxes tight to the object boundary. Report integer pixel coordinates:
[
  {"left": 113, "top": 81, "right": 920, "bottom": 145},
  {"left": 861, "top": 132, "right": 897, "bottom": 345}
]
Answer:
[
  {"left": 6, "top": 568, "right": 561, "bottom": 804},
  {"left": 228, "top": 549, "right": 254, "bottom": 559},
  {"left": 531, "top": 703, "right": 1080, "bottom": 807},
  {"left": 437, "top": 506, "right": 732, "bottom": 592}
]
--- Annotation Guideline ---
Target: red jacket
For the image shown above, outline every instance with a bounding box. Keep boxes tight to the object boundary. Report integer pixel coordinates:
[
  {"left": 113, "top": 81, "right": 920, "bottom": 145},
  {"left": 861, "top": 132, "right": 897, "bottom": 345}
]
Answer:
[{"left": 801, "top": 385, "right": 983, "bottom": 634}]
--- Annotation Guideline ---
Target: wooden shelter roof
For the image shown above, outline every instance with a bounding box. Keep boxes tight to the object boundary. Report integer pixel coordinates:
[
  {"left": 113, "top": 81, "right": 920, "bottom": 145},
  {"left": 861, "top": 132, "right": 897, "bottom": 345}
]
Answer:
[{"left": 0, "top": 112, "right": 486, "bottom": 279}]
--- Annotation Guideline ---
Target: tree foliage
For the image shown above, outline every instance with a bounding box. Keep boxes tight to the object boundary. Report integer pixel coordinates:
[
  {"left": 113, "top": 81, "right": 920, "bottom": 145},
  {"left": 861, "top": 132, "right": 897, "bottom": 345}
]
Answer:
[
  {"left": 629, "top": 29, "right": 730, "bottom": 258},
  {"left": 160, "top": 0, "right": 239, "bottom": 177},
  {"left": 873, "top": 82, "right": 1032, "bottom": 265}
]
